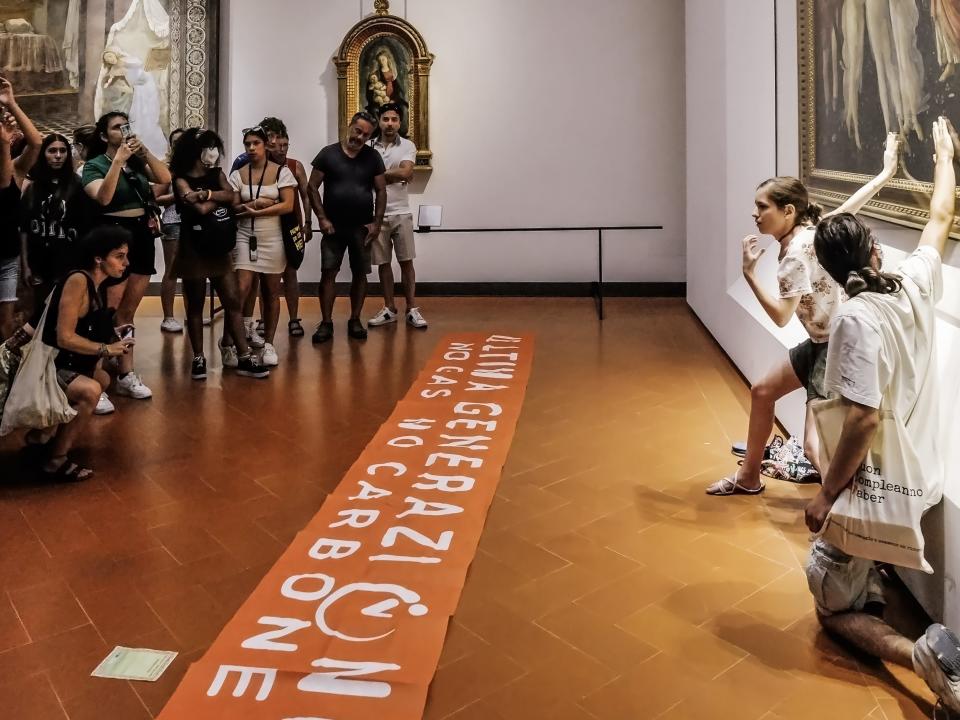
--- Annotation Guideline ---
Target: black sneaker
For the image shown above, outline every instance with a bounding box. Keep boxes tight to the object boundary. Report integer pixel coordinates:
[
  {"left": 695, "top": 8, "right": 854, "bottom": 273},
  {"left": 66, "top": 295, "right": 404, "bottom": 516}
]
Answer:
[
  {"left": 191, "top": 356, "right": 207, "bottom": 380},
  {"left": 236, "top": 355, "right": 270, "bottom": 378},
  {"left": 312, "top": 321, "right": 334, "bottom": 344},
  {"left": 347, "top": 318, "right": 368, "bottom": 340}
]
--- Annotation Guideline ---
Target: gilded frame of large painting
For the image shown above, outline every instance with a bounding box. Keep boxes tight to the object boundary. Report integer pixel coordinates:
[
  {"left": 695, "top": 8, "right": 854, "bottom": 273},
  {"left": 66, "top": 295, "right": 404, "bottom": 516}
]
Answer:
[
  {"left": 798, "top": 0, "right": 960, "bottom": 236},
  {"left": 335, "top": 2, "right": 434, "bottom": 168},
  {"left": 0, "top": 0, "right": 217, "bottom": 146}
]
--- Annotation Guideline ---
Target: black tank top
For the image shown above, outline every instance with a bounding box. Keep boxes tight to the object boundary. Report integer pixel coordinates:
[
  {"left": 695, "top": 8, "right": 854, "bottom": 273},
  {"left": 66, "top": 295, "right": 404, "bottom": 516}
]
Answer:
[{"left": 42, "top": 271, "right": 115, "bottom": 376}]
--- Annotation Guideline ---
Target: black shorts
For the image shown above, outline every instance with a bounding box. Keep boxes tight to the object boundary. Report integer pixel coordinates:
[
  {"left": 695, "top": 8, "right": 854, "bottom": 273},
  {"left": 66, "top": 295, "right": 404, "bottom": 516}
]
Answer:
[
  {"left": 320, "top": 226, "right": 371, "bottom": 275},
  {"left": 100, "top": 215, "right": 157, "bottom": 278},
  {"left": 789, "top": 339, "right": 828, "bottom": 402}
]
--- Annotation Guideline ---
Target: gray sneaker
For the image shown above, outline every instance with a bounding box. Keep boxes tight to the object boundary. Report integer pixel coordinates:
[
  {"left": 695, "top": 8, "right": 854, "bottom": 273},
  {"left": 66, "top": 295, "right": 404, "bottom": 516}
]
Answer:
[{"left": 914, "top": 623, "right": 960, "bottom": 714}]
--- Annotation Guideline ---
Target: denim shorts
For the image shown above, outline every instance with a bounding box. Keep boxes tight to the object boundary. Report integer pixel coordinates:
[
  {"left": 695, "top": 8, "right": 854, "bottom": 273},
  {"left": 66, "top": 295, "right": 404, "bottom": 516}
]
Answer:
[
  {"left": 0, "top": 255, "right": 18, "bottom": 302},
  {"left": 805, "top": 538, "right": 885, "bottom": 616}
]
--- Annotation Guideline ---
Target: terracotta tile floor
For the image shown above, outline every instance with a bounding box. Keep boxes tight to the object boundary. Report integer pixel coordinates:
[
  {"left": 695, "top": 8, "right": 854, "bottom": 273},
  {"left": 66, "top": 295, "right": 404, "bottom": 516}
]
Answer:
[{"left": 0, "top": 296, "right": 939, "bottom": 719}]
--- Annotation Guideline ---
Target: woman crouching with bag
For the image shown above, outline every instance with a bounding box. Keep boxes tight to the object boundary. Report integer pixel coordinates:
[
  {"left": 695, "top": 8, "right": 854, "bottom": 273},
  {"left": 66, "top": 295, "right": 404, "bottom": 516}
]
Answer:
[
  {"left": 10, "top": 226, "right": 134, "bottom": 480},
  {"left": 170, "top": 129, "right": 268, "bottom": 380}
]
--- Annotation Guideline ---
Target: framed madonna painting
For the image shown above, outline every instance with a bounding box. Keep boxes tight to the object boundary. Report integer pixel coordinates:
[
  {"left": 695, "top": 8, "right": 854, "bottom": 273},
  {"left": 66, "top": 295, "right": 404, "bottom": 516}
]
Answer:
[
  {"left": 335, "top": 0, "right": 434, "bottom": 168},
  {"left": 798, "top": 0, "right": 960, "bottom": 235},
  {"left": 0, "top": 0, "right": 218, "bottom": 155}
]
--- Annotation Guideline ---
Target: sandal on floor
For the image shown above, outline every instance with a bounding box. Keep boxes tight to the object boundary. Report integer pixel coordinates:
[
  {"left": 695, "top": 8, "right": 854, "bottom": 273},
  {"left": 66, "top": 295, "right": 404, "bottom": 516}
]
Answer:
[
  {"left": 705, "top": 476, "right": 765, "bottom": 496},
  {"left": 288, "top": 319, "right": 304, "bottom": 337},
  {"left": 42, "top": 457, "right": 93, "bottom": 483}
]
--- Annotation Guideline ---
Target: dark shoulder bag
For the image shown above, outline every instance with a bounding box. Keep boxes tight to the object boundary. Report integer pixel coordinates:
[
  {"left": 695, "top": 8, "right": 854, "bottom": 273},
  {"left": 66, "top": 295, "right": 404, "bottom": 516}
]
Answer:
[
  {"left": 181, "top": 173, "right": 237, "bottom": 258},
  {"left": 277, "top": 167, "right": 305, "bottom": 269}
]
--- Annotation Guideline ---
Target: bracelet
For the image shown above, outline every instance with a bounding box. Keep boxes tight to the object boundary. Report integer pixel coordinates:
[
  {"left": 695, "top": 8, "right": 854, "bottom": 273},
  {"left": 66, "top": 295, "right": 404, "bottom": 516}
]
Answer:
[
  {"left": 205, "top": 189, "right": 213, "bottom": 202},
  {"left": 98, "top": 343, "right": 107, "bottom": 358}
]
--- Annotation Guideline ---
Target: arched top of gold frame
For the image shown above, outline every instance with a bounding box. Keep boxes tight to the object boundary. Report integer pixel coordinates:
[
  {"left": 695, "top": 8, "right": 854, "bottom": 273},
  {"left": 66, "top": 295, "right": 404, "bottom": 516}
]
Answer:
[
  {"left": 334, "top": 10, "right": 434, "bottom": 169},
  {"left": 336, "top": 14, "right": 432, "bottom": 63}
]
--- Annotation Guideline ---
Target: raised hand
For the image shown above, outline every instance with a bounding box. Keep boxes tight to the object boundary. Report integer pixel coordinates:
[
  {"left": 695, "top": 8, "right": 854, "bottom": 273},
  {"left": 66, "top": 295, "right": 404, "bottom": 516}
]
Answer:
[
  {"left": 881, "top": 132, "right": 900, "bottom": 177},
  {"left": 741, "top": 234, "right": 765, "bottom": 275},
  {"left": 114, "top": 140, "right": 134, "bottom": 165},
  {"left": 933, "top": 116, "right": 954, "bottom": 165}
]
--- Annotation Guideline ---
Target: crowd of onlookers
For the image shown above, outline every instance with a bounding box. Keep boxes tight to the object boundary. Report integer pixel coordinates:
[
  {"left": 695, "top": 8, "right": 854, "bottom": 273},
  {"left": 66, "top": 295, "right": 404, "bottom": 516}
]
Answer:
[{"left": 0, "top": 75, "right": 425, "bottom": 480}]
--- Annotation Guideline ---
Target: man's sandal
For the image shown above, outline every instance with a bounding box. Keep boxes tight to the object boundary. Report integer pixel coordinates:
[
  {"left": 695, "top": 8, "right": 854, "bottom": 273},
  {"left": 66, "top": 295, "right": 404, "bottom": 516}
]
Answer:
[
  {"left": 288, "top": 319, "right": 305, "bottom": 337},
  {"left": 42, "top": 457, "right": 93, "bottom": 483},
  {"left": 705, "top": 476, "right": 765, "bottom": 496}
]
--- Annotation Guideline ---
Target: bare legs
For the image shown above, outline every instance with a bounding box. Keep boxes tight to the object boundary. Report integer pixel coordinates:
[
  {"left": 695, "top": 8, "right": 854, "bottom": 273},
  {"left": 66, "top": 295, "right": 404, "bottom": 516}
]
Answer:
[
  {"left": 282, "top": 265, "right": 300, "bottom": 321},
  {"left": 817, "top": 611, "right": 915, "bottom": 668},
  {"left": 184, "top": 275, "right": 252, "bottom": 357},
  {"left": 730, "top": 358, "right": 803, "bottom": 490},
  {"left": 106, "top": 273, "right": 150, "bottom": 376},
  {"left": 379, "top": 259, "right": 416, "bottom": 312},
  {"left": 44, "top": 371, "right": 106, "bottom": 472},
  {"left": 160, "top": 237, "right": 178, "bottom": 321}
]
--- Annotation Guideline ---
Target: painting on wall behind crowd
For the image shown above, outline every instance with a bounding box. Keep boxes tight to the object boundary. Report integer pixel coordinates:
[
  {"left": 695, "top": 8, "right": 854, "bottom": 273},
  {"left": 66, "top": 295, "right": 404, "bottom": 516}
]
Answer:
[
  {"left": 799, "top": 0, "right": 960, "bottom": 234},
  {"left": 0, "top": 0, "right": 217, "bottom": 154},
  {"left": 335, "top": 0, "right": 434, "bottom": 168}
]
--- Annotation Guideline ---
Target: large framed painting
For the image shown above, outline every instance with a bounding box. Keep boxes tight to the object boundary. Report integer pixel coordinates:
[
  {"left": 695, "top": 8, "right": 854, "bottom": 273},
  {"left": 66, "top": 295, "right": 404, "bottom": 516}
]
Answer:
[
  {"left": 0, "top": 0, "right": 217, "bottom": 157},
  {"left": 334, "top": 0, "right": 434, "bottom": 168},
  {"left": 799, "top": 0, "right": 960, "bottom": 235}
]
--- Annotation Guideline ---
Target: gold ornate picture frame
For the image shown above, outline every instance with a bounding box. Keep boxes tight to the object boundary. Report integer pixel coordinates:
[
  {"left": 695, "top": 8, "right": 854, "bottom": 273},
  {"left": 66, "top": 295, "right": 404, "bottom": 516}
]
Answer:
[
  {"left": 334, "top": 0, "right": 434, "bottom": 168},
  {"left": 798, "top": 0, "right": 960, "bottom": 236}
]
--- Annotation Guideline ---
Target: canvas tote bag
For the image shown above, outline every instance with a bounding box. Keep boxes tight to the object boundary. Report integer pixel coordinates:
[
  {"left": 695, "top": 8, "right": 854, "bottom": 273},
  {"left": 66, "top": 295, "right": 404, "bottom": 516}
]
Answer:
[{"left": 0, "top": 301, "right": 77, "bottom": 436}]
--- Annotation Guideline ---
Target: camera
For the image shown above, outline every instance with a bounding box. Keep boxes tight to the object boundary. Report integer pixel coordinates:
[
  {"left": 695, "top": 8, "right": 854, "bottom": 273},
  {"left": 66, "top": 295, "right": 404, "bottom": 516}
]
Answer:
[{"left": 249, "top": 234, "right": 258, "bottom": 262}]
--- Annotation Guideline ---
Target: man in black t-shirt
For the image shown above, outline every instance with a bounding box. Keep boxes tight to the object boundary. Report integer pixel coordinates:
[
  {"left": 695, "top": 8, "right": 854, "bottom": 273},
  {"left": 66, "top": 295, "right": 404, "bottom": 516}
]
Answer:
[{"left": 307, "top": 111, "right": 386, "bottom": 343}]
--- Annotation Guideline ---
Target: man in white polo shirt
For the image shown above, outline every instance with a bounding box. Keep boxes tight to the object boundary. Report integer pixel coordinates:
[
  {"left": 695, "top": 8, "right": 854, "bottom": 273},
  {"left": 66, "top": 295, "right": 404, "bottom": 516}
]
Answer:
[{"left": 367, "top": 103, "right": 427, "bottom": 329}]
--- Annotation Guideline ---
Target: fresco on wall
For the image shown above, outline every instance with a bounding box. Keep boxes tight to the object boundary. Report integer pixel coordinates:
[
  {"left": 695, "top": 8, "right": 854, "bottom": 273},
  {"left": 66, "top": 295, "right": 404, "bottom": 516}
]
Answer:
[
  {"left": 800, "top": 0, "right": 960, "bottom": 233},
  {"left": 0, "top": 0, "right": 216, "bottom": 146}
]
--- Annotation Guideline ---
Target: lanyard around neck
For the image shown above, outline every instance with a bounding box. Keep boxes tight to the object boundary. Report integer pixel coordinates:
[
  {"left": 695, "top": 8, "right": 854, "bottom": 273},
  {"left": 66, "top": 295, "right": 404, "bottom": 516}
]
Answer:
[{"left": 247, "top": 162, "right": 267, "bottom": 231}]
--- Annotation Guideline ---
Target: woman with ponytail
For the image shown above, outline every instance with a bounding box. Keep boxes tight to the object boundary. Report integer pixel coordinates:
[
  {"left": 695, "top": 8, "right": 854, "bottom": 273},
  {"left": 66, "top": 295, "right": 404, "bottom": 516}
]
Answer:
[
  {"left": 800, "top": 118, "right": 960, "bottom": 716},
  {"left": 707, "top": 133, "right": 901, "bottom": 496}
]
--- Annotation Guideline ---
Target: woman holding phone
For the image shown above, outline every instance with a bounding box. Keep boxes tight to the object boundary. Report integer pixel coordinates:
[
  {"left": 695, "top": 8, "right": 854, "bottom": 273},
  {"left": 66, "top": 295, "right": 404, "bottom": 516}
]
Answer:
[
  {"left": 228, "top": 126, "right": 296, "bottom": 367},
  {"left": 82, "top": 111, "right": 170, "bottom": 400}
]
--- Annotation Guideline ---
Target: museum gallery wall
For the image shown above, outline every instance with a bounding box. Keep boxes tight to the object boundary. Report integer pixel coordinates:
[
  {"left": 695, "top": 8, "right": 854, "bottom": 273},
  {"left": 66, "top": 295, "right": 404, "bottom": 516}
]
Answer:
[{"left": 0, "top": 0, "right": 217, "bottom": 152}]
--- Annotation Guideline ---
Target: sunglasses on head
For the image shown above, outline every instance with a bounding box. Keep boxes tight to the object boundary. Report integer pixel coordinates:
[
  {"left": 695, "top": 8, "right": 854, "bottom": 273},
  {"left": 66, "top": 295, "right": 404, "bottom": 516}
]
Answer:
[{"left": 242, "top": 125, "right": 265, "bottom": 136}]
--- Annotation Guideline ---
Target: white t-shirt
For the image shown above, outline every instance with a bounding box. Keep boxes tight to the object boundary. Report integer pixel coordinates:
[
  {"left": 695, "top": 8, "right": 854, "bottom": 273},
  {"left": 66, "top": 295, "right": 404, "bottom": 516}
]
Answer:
[
  {"left": 370, "top": 136, "right": 416, "bottom": 216},
  {"left": 777, "top": 226, "right": 841, "bottom": 343},
  {"left": 228, "top": 164, "right": 297, "bottom": 233},
  {"left": 824, "top": 245, "right": 942, "bottom": 413}
]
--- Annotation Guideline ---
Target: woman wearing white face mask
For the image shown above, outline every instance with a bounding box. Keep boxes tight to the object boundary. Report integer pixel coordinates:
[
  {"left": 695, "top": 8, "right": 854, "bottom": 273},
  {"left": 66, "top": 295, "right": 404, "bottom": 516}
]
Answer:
[
  {"left": 155, "top": 127, "right": 185, "bottom": 333},
  {"left": 169, "top": 129, "right": 268, "bottom": 380}
]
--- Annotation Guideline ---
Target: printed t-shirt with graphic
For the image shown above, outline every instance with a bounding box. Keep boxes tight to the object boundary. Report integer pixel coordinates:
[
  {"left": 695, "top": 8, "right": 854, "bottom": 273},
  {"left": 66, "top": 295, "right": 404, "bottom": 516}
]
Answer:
[{"left": 777, "top": 226, "right": 841, "bottom": 343}]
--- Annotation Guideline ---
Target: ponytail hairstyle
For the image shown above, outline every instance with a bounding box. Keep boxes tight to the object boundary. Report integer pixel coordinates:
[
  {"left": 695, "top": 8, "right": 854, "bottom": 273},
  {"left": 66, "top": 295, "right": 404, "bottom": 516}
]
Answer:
[
  {"left": 814, "top": 213, "right": 902, "bottom": 298},
  {"left": 756, "top": 177, "right": 824, "bottom": 227}
]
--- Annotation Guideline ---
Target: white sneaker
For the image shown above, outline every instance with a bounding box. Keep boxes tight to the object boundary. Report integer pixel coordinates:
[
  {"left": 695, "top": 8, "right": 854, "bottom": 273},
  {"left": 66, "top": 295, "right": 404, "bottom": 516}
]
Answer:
[
  {"left": 160, "top": 317, "right": 183, "bottom": 333},
  {"left": 261, "top": 342, "right": 279, "bottom": 367},
  {"left": 406, "top": 307, "right": 428, "bottom": 329},
  {"left": 244, "top": 318, "right": 265, "bottom": 348},
  {"left": 115, "top": 372, "right": 152, "bottom": 399},
  {"left": 93, "top": 392, "right": 115, "bottom": 415},
  {"left": 914, "top": 624, "right": 960, "bottom": 714},
  {"left": 368, "top": 306, "right": 398, "bottom": 327},
  {"left": 219, "top": 341, "right": 239, "bottom": 369}
]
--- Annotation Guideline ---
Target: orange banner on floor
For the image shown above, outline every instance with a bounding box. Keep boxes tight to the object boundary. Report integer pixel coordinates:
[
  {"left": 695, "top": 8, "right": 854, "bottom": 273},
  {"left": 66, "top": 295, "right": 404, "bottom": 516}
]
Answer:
[{"left": 157, "top": 333, "right": 534, "bottom": 720}]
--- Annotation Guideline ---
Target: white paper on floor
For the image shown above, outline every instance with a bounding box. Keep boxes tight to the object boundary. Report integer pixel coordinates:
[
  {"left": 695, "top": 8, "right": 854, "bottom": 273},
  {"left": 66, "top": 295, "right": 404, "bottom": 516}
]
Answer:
[{"left": 91, "top": 646, "right": 178, "bottom": 682}]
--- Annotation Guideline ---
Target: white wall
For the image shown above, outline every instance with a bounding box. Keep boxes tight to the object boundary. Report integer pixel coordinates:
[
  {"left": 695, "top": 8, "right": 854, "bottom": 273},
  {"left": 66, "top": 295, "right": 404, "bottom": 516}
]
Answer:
[
  {"left": 213, "top": 0, "right": 686, "bottom": 283},
  {"left": 686, "top": 0, "right": 960, "bottom": 626}
]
